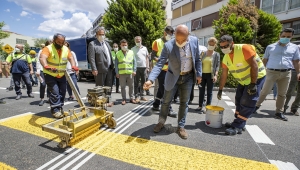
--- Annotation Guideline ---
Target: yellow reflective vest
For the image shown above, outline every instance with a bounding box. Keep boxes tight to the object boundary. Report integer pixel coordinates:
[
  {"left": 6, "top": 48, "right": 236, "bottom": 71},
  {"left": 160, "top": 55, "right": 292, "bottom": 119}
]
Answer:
[
  {"left": 116, "top": 50, "right": 134, "bottom": 74},
  {"left": 111, "top": 51, "right": 116, "bottom": 65},
  {"left": 222, "top": 44, "right": 266, "bottom": 85},
  {"left": 43, "top": 44, "right": 69, "bottom": 78},
  {"left": 152, "top": 38, "right": 168, "bottom": 71}
]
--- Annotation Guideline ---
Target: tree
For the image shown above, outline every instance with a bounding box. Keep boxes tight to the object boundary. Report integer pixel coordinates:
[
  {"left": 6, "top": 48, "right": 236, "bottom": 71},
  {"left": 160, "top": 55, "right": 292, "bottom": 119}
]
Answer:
[
  {"left": 0, "top": 21, "right": 10, "bottom": 60},
  {"left": 102, "top": 0, "right": 167, "bottom": 48},
  {"left": 24, "top": 43, "right": 31, "bottom": 54},
  {"left": 34, "top": 38, "right": 49, "bottom": 48},
  {"left": 213, "top": 0, "right": 282, "bottom": 87}
]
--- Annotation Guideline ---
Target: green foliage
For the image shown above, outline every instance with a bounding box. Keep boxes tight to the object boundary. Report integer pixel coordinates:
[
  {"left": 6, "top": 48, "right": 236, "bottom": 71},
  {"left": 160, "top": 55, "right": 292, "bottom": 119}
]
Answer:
[
  {"left": 213, "top": 0, "right": 282, "bottom": 88},
  {"left": 34, "top": 38, "right": 49, "bottom": 48},
  {"left": 0, "top": 22, "right": 10, "bottom": 60},
  {"left": 102, "top": 0, "right": 167, "bottom": 48},
  {"left": 24, "top": 43, "right": 31, "bottom": 54}
]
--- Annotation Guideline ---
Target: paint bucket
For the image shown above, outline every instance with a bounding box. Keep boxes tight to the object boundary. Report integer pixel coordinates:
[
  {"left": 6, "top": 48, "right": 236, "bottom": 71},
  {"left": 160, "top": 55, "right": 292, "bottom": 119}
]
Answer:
[{"left": 205, "top": 105, "right": 224, "bottom": 128}]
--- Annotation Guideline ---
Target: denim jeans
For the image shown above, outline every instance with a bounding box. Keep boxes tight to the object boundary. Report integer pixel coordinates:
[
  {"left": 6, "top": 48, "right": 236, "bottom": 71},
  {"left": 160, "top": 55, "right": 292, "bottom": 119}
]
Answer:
[
  {"left": 158, "top": 73, "right": 194, "bottom": 128},
  {"left": 13, "top": 72, "right": 32, "bottom": 95},
  {"left": 66, "top": 73, "right": 80, "bottom": 97},
  {"left": 199, "top": 73, "right": 214, "bottom": 107}
]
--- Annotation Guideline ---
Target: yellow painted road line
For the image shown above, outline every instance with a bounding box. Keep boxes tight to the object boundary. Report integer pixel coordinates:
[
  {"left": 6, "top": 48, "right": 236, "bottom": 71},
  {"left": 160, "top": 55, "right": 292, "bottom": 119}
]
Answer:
[
  {"left": 0, "top": 162, "right": 17, "bottom": 170},
  {"left": 0, "top": 114, "right": 278, "bottom": 170}
]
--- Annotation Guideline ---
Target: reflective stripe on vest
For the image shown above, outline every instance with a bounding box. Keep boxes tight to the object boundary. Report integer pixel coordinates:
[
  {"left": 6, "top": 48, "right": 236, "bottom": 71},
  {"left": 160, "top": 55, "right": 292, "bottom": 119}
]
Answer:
[
  {"left": 116, "top": 50, "right": 134, "bottom": 74},
  {"left": 152, "top": 38, "right": 168, "bottom": 71},
  {"left": 222, "top": 44, "right": 266, "bottom": 85},
  {"left": 43, "top": 44, "right": 69, "bottom": 77}
]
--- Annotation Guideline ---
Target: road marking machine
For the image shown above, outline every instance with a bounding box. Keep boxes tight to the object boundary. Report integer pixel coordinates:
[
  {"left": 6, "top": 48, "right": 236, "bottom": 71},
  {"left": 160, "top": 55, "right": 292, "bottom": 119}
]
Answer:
[{"left": 42, "top": 70, "right": 116, "bottom": 148}]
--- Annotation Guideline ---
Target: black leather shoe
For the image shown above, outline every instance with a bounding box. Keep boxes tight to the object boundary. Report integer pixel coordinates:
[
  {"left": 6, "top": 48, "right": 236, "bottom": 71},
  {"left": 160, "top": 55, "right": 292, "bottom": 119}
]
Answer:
[
  {"left": 225, "top": 127, "right": 243, "bottom": 135},
  {"left": 39, "top": 100, "right": 44, "bottom": 106},
  {"left": 224, "top": 122, "right": 246, "bottom": 131},
  {"left": 7, "top": 86, "right": 13, "bottom": 91},
  {"left": 16, "top": 95, "right": 22, "bottom": 100},
  {"left": 28, "top": 93, "right": 34, "bottom": 98},
  {"left": 168, "top": 110, "right": 177, "bottom": 118},
  {"left": 275, "top": 112, "right": 288, "bottom": 121},
  {"left": 146, "top": 91, "right": 153, "bottom": 96}
]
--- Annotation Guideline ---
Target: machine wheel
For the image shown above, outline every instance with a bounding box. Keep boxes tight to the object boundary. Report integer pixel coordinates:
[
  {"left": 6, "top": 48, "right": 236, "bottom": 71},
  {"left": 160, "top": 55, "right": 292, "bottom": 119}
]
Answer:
[
  {"left": 107, "top": 118, "right": 116, "bottom": 129},
  {"left": 58, "top": 141, "right": 67, "bottom": 148}
]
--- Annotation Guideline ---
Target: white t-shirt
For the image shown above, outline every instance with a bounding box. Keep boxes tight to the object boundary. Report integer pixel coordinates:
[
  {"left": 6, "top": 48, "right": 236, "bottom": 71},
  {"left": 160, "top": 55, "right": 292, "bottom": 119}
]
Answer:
[
  {"left": 131, "top": 46, "right": 149, "bottom": 68},
  {"left": 67, "top": 51, "right": 78, "bottom": 74}
]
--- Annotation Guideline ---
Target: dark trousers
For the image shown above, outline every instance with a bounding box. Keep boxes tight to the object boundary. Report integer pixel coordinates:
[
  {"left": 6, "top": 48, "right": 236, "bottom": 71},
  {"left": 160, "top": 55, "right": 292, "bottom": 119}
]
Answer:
[
  {"left": 67, "top": 73, "right": 80, "bottom": 97},
  {"left": 199, "top": 73, "right": 214, "bottom": 107},
  {"left": 12, "top": 72, "right": 32, "bottom": 95},
  {"left": 134, "top": 67, "right": 146, "bottom": 97},
  {"left": 39, "top": 71, "right": 49, "bottom": 99},
  {"left": 232, "top": 76, "right": 266, "bottom": 128},
  {"left": 95, "top": 69, "right": 113, "bottom": 87},
  {"left": 190, "top": 84, "right": 195, "bottom": 101},
  {"left": 153, "top": 70, "right": 173, "bottom": 111},
  {"left": 44, "top": 73, "right": 67, "bottom": 114},
  {"left": 112, "top": 69, "right": 119, "bottom": 91},
  {"left": 30, "top": 72, "right": 38, "bottom": 85}
]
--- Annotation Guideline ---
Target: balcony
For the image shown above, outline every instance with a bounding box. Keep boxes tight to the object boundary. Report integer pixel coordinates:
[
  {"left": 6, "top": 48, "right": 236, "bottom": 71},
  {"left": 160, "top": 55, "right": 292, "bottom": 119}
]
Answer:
[{"left": 171, "top": 0, "right": 191, "bottom": 10}]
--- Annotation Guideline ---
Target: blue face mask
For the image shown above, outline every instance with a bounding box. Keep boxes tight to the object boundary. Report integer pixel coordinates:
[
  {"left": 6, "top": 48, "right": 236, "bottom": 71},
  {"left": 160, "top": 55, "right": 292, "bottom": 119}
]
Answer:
[{"left": 279, "top": 38, "right": 291, "bottom": 44}]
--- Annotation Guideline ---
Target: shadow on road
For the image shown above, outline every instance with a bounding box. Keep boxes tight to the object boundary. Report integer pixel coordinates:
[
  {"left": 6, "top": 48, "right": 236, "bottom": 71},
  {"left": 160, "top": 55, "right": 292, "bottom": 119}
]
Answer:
[{"left": 185, "top": 121, "right": 228, "bottom": 136}]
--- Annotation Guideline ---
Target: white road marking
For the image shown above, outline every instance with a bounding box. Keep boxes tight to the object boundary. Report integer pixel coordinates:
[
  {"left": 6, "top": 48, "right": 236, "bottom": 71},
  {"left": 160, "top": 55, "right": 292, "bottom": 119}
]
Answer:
[
  {"left": 269, "top": 160, "right": 299, "bottom": 170},
  {"left": 222, "top": 92, "right": 226, "bottom": 95},
  {"left": 245, "top": 125, "right": 275, "bottom": 145},
  {"left": 0, "top": 87, "right": 6, "bottom": 90},
  {"left": 231, "top": 109, "right": 236, "bottom": 113},
  {"left": 48, "top": 149, "right": 83, "bottom": 170},
  {"left": 0, "top": 112, "right": 35, "bottom": 123},
  {"left": 225, "top": 101, "right": 235, "bottom": 106},
  {"left": 221, "top": 96, "right": 231, "bottom": 100}
]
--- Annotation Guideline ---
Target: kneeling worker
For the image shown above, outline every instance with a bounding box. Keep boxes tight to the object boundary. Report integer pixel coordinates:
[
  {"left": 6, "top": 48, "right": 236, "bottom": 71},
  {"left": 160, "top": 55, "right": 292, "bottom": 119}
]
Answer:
[{"left": 39, "top": 33, "right": 78, "bottom": 118}]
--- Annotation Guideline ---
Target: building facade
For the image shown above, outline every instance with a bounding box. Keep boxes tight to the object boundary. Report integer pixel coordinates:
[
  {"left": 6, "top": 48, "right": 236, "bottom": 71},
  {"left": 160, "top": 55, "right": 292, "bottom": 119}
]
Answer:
[{"left": 1, "top": 31, "right": 35, "bottom": 48}]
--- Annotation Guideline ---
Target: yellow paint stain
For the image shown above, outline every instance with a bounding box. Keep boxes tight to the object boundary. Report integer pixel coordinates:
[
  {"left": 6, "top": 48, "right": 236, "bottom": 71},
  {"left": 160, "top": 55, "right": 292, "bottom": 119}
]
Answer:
[
  {"left": 0, "top": 162, "right": 17, "bottom": 170},
  {"left": 0, "top": 115, "right": 278, "bottom": 170},
  {"left": 206, "top": 105, "right": 225, "bottom": 111},
  {"left": 0, "top": 115, "right": 59, "bottom": 142}
]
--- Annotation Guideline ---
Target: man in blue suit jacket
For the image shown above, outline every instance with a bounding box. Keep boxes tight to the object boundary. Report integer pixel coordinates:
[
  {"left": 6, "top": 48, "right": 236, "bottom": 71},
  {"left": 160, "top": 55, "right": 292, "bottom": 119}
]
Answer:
[{"left": 144, "top": 25, "right": 202, "bottom": 139}]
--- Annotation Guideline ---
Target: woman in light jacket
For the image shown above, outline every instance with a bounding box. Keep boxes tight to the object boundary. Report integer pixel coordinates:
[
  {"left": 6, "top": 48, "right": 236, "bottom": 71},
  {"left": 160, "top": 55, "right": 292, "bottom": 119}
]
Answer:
[{"left": 196, "top": 37, "right": 220, "bottom": 113}]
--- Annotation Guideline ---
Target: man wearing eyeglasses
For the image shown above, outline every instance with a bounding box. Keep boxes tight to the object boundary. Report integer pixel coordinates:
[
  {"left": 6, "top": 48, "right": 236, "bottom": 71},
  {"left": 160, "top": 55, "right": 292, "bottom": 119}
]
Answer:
[
  {"left": 217, "top": 35, "right": 266, "bottom": 135},
  {"left": 40, "top": 33, "right": 78, "bottom": 118},
  {"left": 254, "top": 28, "right": 300, "bottom": 120}
]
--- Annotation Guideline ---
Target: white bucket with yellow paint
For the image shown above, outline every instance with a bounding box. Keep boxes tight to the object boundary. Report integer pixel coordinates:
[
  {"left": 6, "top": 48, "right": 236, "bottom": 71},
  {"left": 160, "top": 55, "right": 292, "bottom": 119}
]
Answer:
[{"left": 205, "top": 105, "right": 225, "bottom": 128}]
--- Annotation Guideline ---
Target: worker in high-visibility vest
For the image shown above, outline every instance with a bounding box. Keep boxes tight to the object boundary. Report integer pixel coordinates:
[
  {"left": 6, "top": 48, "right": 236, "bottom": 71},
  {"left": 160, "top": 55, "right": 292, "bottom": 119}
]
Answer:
[
  {"left": 29, "top": 50, "right": 38, "bottom": 86},
  {"left": 115, "top": 39, "right": 137, "bottom": 105},
  {"left": 217, "top": 35, "right": 266, "bottom": 135},
  {"left": 40, "top": 33, "right": 78, "bottom": 118},
  {"left": 111, "top": 43, "right": 120, "bottom": 93},
  {"left": 150, "top": 26, "right": 177, "bottom": 117}
]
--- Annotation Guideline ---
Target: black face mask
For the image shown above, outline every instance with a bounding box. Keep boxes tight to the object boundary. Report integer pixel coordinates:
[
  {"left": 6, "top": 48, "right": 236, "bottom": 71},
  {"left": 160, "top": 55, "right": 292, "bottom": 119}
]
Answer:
[{"left": 54, "top": 42, "right": 63, "bottom": 49}]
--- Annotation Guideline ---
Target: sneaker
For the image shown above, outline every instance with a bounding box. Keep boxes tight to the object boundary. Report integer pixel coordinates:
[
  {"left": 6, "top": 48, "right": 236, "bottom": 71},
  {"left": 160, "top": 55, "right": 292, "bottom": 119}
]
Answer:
[
  {"left": 153, "top": 122, "right": 164, "bottom": 133},
  {"left": 225, "top": 127, "right": 243, "bottom": 135},
  {"left": 275, "top": 112, "right": 288, "bottom": 121},
  {"left": 7, "top": 86, "right": 13, "bottom": 91},
  {"left": 152, "top": 106, "right": 160, "bottom": 111},
  {"left": 28, "top": 93, "right": 34, "bottom": 98},
  {"left": 68, "top": 96, "right": 74, "bottom": 101},
  {"left": 16, "top": 95, "right": 22, "bottom": 100},
  {"left": 177, "top": 127, "right": 188, "bottom": 139},
  {"left": 291, "top": 110, "right": 300, "bottom": 116},
  {"left": 39, "top": 100, "right": 44, "bottom": 106},
  {"left": 52, "top": 111, "right": 63, "bottom": 119},
  {"left": 140, "top": 97, "right": 148, "bottom": 101},
  {"left": 224, "top": 122, "right": 246, "bottom": 131}
]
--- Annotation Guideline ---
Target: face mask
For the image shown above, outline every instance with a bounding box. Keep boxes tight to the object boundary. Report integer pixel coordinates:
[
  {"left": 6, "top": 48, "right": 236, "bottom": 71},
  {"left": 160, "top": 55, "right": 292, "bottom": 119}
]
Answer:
[
  {"left": 165, "top": 34, "right": 172, "bottom": 41},
  {"left": 54, "top": 42, "right": 63, "bottom": 49},
  {"left": 279, "top": 38, "right": 290, "bottom": 44},
  {"left": 15, "top": 48, "right": 21, "bottom": 53},
  {"left": 207, "top": 45, "right": 215, "bottom": 51},
  {"left": 121, "top": 46, "right": 128, "bottom": 51},
  {"left": 136, "top": 42, "right": 141, "bottom": 47},
  {"left": 114, "top": 48, "right": 118, "bottom": 52},
  {"left": 221, "top": 47, "right": 232, "bottom": 54},
  {"left": 176, "top": 41, "right": 187, "bottom": 48},
  {"left": 97, "top": 35, "right": 105, "bottom": 42}
]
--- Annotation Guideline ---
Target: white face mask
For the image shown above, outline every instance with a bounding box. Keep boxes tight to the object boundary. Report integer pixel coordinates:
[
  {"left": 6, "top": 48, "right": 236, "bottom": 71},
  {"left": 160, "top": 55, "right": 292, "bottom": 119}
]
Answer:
[
  {"left": 221, "top": 47, "right": 232, "bottom": 54},
  {"left": 176, "top": 41, "right": 187, "bottom": 48},
  {"left": 97, "top": 35, "right": 105, "bottom": 42},
  {"left": 121, "top": 46, "right": 128, "bottom": 51},
  {"left": 114, "top": 48, "right": 118, "bottom": 52},
  {"left": 15, "top": 48, "right": 21, "bottom": 53},
  {"left": 207, "top": 45, "right": 215, "bottom": 51},
  {"left": 165, "top": 34, "right": 172, "bottom": 41},
  {"left": 136, "top": 42, "right": 141, "bottom": 47}
]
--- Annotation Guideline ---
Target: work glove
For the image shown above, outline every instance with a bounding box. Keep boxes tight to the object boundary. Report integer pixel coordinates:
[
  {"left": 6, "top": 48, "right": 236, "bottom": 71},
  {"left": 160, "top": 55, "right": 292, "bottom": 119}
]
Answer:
[
  {"left": 72, "top": 66, "right": 79, "bottom": 71},
  {"left": 44, "top": 65, "right": 57, "bottom": 72},
  {"left": 217, "top": 89, "right": 222, "bottom": 100},
  {"left": 247, "top": 83, "right": 257, "bottom": 95}
]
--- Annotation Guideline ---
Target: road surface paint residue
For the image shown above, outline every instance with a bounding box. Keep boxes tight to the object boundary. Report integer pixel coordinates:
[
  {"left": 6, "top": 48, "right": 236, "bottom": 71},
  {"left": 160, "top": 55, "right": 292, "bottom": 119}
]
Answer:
[
  {"left": 0, "top": 115, "right": 278, "bottom": 170},
  {"left": 0, "top": 162, "right": 17, "bottom": 170}
]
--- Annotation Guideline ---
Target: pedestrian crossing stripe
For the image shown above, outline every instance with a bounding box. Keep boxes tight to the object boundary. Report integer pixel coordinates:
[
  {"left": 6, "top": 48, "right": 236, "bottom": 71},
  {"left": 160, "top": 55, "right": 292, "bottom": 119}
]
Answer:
[{"left": 0, "top": 114, "right": 278, "bottom": 170}]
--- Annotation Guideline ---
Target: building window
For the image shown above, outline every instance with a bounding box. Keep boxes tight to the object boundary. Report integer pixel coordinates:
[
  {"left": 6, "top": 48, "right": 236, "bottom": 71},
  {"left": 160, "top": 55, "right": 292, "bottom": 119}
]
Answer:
[
  {"left": 282, "top": 22, "right": 291, "bottom": 29},
  {"left": 292, "top": 20, "right": 300, "bottom": 35},
  {"left": 261, "top": 0, "right": 273, "bottom": 13},
  {"left": 273, "top": 0, "right": 286, "bottom": 13},
  {"left": 186, "top": 21, "right": 191, "bottom": 32},
  {"left": 16, "top": 38, "right": 27, "bottom": 45},
  {"left": 191, "top": 18, "right": 202, "bottom": 31},
  {"left": 289, "top": 0, "right": 300, "bottom": 9}
]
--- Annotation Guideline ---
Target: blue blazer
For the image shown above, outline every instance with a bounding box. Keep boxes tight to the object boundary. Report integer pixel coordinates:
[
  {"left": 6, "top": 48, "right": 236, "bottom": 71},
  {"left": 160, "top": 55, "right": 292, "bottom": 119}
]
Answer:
[{"left": 148, "top": 36, "right": 202, "bottom": 91}]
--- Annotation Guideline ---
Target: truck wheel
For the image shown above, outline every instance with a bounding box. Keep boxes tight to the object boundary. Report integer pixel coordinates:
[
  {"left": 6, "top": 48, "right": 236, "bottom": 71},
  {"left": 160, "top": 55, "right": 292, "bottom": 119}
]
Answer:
[{"left": 77, "top": 72, "right": 83, "bottom": 82}]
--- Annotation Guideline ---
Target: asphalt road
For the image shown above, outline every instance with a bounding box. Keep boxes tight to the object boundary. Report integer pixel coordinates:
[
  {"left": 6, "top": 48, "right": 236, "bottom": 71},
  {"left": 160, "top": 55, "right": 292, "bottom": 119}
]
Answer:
[{"left": 0, "top": 76, "right": 299, "bottom": 170}]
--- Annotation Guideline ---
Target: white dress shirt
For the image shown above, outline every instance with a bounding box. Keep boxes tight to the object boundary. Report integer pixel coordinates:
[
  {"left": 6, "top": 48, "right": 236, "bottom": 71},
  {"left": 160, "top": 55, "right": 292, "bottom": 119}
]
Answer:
[
  {"left": 179, "top": 42, "right": 193, "bottom": 72},
  {"left": 101, "top": 41, "right": 111, "bottom": 66}
]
